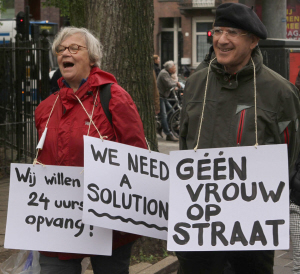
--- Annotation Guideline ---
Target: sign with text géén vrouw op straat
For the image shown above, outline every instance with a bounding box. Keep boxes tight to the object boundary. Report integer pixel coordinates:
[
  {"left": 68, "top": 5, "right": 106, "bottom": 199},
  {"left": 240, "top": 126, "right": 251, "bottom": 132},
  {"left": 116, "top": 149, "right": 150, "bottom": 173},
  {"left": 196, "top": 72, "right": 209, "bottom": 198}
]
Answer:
[{"left": 167, "top": 144, "right": 290, "bottom": 251}]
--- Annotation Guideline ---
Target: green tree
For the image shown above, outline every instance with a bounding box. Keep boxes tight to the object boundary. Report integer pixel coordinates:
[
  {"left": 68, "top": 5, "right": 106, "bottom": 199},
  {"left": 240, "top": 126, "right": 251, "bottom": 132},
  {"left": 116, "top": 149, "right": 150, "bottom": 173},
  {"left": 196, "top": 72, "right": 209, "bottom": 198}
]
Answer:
[
  {"left": 44, "top": 0, "right": 158, "bottom": 151},
  {"left": 0, "top": 0, "right": 7, "bottom": 20}
]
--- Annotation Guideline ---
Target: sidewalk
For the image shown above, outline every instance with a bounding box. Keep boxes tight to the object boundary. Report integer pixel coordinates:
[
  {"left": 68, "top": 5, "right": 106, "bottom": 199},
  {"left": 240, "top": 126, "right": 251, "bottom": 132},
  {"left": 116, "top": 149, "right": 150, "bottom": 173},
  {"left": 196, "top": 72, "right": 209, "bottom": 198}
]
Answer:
[{"left": 0, "top": 136, "right": 294, "bottom": 273}]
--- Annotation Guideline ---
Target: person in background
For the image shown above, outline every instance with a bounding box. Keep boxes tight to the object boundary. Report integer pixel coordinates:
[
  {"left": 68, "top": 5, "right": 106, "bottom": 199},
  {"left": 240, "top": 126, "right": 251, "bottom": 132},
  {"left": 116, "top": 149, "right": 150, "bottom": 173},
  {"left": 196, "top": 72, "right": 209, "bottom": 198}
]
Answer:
[
  {"left": 152, "top": 70, "right": 160, "bottom": 115},
  {"left": 157, "top": 60, "right": 181, "bottom": 142},
  {"left": 153, "top": 69, "right": 163, "bottom": 138},
  {"left": 35, "top": 26, "right": 147, "bottom": 274},
  {"left": 291, "top": 68, "right": 300, "bottom": 274},
  {"left": 153, "top": 55, "right": 161, "bottom": 77},
  {"left": 295, "top": 68, "right": 300, "bottom": 90},
  {"left": 178, "top": 3, "right": 300, "bottom": 273}
]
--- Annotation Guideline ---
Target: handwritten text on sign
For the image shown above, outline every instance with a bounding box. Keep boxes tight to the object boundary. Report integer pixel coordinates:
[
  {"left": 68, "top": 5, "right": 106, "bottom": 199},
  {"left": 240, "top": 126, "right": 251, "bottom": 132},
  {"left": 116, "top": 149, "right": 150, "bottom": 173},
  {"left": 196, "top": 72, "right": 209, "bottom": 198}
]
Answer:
[
  {"left": 83, "top": 136, "right": 169, "bottom": 240},
  {"left": 167, "top": 145, "right": 289, "bottom": 251},
  {"left": 5, "top": 164, "right": 112, "bottom": 255}
]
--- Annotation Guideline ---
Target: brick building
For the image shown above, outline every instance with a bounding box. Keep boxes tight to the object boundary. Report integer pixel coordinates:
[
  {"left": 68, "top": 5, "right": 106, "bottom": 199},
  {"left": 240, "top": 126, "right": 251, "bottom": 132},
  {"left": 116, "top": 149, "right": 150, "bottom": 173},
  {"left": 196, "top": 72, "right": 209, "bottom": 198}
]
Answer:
[
  {"left": 154, "top": 0, "right": 259, "bottom": 73},
  {"left": 2, "top": 0, "right": 61, "bottom": 27}
]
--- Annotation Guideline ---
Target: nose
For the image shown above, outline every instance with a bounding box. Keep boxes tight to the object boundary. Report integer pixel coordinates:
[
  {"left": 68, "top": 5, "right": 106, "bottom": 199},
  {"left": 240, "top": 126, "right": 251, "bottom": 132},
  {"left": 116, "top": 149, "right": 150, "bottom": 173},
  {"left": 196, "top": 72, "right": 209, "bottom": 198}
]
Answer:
[
  {"left": 217, "top": 31, "right": 230, "bottom": 43},
  {"left": 61, "top": 48, "right": 71, "bottom": 56}
]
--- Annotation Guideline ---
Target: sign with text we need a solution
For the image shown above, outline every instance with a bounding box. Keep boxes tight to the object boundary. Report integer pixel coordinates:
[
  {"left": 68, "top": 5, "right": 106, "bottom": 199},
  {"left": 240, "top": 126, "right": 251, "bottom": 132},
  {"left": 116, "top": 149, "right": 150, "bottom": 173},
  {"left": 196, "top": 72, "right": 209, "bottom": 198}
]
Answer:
[
  {"left": 167, "top": 144, "right": 290, "bottom": 251},
  {"left": 5, "top": 164, "right": 112, "bottom": 255},
  {"left": 83, "top": 136, "right": 169, "bottom": 240}
]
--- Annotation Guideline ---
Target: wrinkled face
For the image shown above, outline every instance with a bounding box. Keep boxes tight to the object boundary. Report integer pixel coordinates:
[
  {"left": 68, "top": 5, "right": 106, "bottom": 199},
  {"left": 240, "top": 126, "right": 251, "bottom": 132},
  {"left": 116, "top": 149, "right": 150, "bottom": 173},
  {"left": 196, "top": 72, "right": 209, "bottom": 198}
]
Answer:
[
  {"left": 168, "top": 65, "right": 176, "bottom": 75},
  {"left": 57, "top": 33, "right": 94, "bottom": 90},
  {"left": 213, "top": 27, "right": 259, "bottom": 74}
]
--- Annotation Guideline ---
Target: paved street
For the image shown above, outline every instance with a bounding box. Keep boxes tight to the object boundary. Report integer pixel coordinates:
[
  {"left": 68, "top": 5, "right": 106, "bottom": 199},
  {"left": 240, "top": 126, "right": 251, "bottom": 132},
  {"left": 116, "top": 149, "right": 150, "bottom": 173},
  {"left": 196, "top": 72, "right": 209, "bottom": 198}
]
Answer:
[{"left": 0, "top": 135, "right": 294, "bottom": 273}]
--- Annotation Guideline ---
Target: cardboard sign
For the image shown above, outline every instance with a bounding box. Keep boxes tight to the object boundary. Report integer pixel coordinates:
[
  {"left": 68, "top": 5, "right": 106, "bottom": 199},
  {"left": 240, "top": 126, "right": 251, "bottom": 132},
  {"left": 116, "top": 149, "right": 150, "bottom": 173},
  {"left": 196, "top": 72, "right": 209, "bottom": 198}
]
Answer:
[
  {"left": 83, "top": 136, "right": 169, "bottom": 240},
  {"left": 5, "top": 164, "right": 112, "bottom": 255},
  {"left": 167, "top": 144, "right": 290, "bottom": 251}
]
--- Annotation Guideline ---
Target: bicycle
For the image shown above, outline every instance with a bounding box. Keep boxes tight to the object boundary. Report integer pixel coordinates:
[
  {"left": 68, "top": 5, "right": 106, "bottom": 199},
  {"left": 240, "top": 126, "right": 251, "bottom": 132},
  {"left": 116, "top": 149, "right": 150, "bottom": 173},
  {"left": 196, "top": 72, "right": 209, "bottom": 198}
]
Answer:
[{"left": 156, "top": 87, "right": 183, "bottom": 139}]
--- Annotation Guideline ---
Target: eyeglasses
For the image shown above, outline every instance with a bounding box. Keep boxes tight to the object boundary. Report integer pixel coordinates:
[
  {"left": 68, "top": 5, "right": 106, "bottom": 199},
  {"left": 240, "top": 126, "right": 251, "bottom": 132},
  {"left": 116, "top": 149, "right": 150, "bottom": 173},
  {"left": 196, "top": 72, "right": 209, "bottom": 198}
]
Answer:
[
  {"left": 55, "top": 44, "right": 87, "bottom": 55},
  {"left": 211, "top": 28, "right": 248, "bottom": 39}
]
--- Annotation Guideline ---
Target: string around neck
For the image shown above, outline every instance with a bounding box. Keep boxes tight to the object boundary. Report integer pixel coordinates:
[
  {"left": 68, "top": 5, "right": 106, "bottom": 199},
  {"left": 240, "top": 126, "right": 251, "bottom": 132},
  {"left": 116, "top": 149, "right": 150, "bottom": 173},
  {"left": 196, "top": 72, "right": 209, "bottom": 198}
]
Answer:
[
  {"left": 193, "top": 57, "right": 258, "bottom": 151},
  {"left": 194, "top": 57, "right": 216, "bottom": 151},
  {"left": 33, "top": 94, "right": 60, "bottom": 166},
  {"left": 251, "top": 57, "right": 258, "bottom": 148},
  {"left": 74, "top": 91, "right": 107, "bottom": 141}
]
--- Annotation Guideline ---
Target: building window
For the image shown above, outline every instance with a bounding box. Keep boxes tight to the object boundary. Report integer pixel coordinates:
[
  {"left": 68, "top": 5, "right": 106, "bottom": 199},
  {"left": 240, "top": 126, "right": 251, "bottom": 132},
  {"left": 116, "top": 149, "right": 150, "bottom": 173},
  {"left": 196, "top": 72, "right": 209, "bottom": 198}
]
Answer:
[
  {"left": 192, "top": 19, "right": 213, "bottom": 67},
  {"left": 160, "top": 18, "right": 182, "bottom": 71},
  {"left": 161, "top": 18, "right": 174, "bottom": 28}
]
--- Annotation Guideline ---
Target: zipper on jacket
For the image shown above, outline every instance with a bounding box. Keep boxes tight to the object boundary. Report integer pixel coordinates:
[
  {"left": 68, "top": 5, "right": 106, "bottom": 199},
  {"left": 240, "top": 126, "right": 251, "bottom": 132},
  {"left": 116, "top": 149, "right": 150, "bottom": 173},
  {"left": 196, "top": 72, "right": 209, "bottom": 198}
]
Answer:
[{"left": 237, "top": 110, "right": 245, "bottom": 145}]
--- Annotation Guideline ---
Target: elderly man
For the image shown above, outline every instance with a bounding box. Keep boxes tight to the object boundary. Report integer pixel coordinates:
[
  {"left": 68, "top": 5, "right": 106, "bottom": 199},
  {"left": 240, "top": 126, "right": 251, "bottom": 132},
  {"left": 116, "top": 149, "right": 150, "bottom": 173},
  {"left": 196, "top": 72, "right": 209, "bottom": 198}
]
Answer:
[
  {"left": 178, "top": 3, "right": 300, "bottom": 274},
  {"left": 157, "top": 60, "right": 181, "bottom": 141}
]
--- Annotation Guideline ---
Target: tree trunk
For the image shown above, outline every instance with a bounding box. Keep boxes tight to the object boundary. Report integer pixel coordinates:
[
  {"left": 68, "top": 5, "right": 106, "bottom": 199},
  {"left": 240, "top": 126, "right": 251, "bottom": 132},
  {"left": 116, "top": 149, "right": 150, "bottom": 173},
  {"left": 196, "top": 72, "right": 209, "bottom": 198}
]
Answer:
[{"left": 84, "top": 0, "right": 158, "bottom": 151}]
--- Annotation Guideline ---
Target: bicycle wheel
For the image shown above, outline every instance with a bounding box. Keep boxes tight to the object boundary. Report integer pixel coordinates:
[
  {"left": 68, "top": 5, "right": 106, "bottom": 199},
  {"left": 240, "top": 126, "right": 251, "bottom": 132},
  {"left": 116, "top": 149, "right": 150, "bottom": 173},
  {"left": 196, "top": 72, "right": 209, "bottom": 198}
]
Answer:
[{"left": 169, "top": 109, "right": 180, "bottom": 138}]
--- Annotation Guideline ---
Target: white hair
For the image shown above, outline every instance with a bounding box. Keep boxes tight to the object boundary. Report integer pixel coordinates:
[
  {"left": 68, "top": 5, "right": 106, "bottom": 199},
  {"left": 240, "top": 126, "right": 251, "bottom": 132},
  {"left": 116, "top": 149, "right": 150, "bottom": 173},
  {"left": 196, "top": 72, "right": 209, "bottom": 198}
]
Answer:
[
  {"left": 52, "top": 27, "right": 103, "bottom": 67},
  {"left": 163, "top": 60, "right": 175, "bottom": 71}
]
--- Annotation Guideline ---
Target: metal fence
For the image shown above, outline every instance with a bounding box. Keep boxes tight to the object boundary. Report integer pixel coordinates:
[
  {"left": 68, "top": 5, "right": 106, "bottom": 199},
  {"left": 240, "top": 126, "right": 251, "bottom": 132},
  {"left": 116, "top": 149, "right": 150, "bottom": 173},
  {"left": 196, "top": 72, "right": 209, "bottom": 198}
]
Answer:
[{"left": 0, "top": 34, "right": 50, "bottom": 175}]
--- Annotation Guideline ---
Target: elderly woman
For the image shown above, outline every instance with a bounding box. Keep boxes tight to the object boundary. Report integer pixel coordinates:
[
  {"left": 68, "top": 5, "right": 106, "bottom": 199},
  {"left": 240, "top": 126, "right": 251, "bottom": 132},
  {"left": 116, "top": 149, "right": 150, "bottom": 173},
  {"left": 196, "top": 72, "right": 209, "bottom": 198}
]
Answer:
[
  {"left": 35, "top": 27, "right": 147, "bottom": 274},
  {"left": 156, "top": 60, "right": 181, "bottom": 142}
]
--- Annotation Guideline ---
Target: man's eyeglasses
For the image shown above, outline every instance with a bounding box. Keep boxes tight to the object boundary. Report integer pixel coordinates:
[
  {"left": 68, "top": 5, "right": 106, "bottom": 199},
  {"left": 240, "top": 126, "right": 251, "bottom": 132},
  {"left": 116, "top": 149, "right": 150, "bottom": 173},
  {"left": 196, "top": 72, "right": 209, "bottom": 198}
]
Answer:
[
  {"left": 211, "top": 28, "right": 248, "bottom": 39},
  {"left": 55, "top": 44, "right": 87, "bottom": 55}
]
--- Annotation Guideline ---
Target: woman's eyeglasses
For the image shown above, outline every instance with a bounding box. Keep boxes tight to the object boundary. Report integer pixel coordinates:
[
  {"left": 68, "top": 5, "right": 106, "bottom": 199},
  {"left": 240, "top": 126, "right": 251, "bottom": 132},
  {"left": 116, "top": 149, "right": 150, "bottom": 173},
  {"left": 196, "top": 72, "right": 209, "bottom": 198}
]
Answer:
[{"left": 55, "top": 44, "right": 87, "bottom": 55}]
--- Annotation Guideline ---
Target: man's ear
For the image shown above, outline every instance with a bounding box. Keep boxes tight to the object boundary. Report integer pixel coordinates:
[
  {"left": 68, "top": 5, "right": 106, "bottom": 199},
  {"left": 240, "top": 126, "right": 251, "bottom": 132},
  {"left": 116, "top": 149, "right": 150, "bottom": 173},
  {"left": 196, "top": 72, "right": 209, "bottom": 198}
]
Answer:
[{"left": 250, "top": 35, "right": 260, "bottom": 50}]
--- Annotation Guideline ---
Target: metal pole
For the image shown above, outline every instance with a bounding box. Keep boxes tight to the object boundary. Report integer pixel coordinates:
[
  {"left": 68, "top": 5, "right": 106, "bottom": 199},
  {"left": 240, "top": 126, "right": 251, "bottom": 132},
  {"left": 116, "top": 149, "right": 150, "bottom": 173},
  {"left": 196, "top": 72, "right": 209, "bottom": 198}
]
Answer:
[
  {"left": 262, "top": 0, "right": 287, "bottom": 39},
  {"left": 25, "top": 6, "right": 30, "bottom": 41}
]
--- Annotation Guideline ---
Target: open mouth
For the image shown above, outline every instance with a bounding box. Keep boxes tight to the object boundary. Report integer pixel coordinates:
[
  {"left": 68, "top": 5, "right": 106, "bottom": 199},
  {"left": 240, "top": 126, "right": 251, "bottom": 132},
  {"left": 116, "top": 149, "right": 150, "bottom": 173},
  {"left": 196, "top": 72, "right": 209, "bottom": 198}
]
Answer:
[{"left": 63, "top": 62, "right": 74, "bottom": 68}]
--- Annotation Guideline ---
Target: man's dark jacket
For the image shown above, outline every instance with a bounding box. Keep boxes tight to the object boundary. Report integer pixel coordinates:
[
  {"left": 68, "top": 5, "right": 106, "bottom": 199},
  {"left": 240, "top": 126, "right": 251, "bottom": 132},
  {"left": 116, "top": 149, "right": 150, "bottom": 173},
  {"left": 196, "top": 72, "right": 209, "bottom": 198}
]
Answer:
[{"left": 180, "top": 47, "right": 300, "bottom": 203}]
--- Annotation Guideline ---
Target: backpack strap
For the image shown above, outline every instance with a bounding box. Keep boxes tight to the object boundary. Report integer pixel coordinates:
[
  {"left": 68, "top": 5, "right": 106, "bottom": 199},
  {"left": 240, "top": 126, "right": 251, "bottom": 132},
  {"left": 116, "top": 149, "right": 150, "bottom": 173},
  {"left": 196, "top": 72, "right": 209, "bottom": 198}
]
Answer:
[{"left": 100, "top": 83, "right": 113, "bottom": 126}]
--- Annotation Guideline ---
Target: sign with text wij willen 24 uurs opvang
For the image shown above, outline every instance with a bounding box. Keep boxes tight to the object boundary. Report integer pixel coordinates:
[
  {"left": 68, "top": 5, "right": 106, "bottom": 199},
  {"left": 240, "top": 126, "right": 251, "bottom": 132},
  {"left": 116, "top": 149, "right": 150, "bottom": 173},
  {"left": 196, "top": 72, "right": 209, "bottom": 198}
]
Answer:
[
  {"left": 167, "top": 144, "right": 290, "bottom": 251},
  {"left": 5, "top": 164, "right": 112, "bottom": 255},
  {"left": 83, "top": 136, "right": 169, "bottom": 240}
]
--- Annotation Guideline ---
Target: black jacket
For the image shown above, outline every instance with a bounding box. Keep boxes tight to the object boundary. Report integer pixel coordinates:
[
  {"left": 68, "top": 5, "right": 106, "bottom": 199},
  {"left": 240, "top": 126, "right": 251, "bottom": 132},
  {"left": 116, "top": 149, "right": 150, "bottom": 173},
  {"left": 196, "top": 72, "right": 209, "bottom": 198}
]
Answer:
[
  {"left": 154, "top": 63, "right": 161, "bottom": 78},
  {"left": 180, "top": 47, "right": 300, "bottom": 204}
]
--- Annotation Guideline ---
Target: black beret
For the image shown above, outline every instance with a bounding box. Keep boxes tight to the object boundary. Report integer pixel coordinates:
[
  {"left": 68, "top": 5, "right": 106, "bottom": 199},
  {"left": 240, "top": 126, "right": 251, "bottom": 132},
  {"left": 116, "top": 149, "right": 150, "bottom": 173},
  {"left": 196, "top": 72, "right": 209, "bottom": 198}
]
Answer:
[{"left": 214, "top": 3, "right": 268, "bottom": 39}]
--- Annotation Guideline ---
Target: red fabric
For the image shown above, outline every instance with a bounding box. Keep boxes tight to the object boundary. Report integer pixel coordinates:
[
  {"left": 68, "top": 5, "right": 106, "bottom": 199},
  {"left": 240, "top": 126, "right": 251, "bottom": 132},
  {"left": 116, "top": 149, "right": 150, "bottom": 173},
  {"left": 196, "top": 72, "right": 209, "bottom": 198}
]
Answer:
[
  {"left": 35, "top": 67, "right": 147, "bottom": 260},
  {"left": 237, "top": 110, "right": 245, "bottom": 145},
  {"left": 284, "top": 127, "right": 290, "bottom": 145}
]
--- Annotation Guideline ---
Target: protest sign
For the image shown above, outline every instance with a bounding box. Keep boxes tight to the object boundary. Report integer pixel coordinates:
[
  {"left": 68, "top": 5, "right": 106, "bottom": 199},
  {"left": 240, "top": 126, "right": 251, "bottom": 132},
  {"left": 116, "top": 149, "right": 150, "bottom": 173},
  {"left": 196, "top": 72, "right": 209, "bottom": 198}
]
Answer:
[
  {"left": 83, "top": 136, "right": 169, "bottom": 240},
  {"left": 5, "top": 164, "right": 112, "bottom": 255},
  {"left": 167, "top": 144, "right": 289, "bottom": 251}
]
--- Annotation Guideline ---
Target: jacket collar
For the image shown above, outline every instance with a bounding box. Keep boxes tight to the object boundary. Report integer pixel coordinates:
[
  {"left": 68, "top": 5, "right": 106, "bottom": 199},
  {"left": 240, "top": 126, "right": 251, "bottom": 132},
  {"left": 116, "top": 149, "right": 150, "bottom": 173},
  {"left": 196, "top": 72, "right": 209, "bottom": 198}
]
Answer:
[
  {"left": 57, "top": 67, "right": 118, "bottom": 111},
  {"left": 210, "top": 46, "right": 263, "bottom": 81}
]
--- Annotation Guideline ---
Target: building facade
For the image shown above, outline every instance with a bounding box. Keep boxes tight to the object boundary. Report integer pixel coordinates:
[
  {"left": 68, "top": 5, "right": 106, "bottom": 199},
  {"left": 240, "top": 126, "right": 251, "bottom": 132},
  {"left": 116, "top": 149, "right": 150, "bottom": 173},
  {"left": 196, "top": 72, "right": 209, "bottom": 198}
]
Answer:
[
  {"left": 154, "top": 0, "right": 299, "bottom": 73},
  {"left": 1, "top": 0, "right": 61, "bottom": 27}
]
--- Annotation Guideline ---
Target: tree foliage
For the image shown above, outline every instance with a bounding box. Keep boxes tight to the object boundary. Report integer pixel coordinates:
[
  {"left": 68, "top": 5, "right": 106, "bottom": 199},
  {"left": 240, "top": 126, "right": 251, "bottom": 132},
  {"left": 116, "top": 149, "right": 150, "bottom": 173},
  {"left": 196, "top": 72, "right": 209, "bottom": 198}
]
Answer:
[
  {"left": 0, "top": 0, "right": 7, "bottom": 19},
  {"left": 42, "top": 0, "right": 86, "bottom": 27}
]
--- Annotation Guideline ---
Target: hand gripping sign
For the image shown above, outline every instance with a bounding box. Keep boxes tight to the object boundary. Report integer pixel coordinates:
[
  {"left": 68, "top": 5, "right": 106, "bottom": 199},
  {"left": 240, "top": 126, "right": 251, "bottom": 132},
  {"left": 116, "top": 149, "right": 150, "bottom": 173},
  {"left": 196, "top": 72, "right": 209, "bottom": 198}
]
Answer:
[
  {"left": 167, "top": 144, "right": 290, "bottom": 251},
  {"left": 83, "top": 136, "right": 170, "bottom": 240}
]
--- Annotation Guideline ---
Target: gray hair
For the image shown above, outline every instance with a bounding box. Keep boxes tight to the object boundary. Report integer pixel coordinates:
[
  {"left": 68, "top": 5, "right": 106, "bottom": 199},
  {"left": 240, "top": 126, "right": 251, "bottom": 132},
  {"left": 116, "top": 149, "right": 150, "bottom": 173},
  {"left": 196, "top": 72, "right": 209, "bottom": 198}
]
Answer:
[
  {"left": 52, "top": 27, "right": 103, "bottom": 67},
  {"left": 163, "top": 60, "right": 175, "bottom": 71}
]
